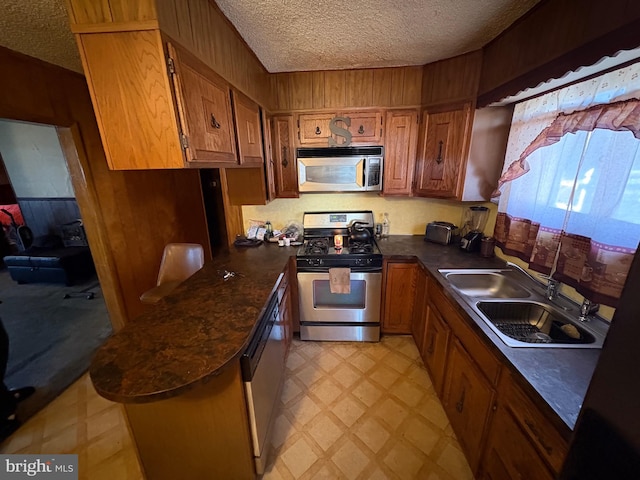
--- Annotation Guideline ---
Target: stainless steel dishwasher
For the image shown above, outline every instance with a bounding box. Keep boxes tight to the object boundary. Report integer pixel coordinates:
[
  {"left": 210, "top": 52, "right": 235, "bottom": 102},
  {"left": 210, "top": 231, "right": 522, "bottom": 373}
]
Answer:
[{"left": 241, "top": 292, "right": 286, "bottom": 474}]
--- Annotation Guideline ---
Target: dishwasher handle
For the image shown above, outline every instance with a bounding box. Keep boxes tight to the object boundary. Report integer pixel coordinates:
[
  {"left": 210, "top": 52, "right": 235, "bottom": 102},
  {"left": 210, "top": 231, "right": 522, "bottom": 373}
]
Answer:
[{"left": 241, "top": 296, "right": 279, "bottom": 381}]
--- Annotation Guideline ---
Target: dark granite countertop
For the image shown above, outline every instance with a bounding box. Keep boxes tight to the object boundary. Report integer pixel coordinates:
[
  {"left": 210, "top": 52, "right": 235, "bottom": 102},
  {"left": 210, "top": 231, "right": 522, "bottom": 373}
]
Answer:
[
  {"left": 378, "top": 235, "right": 601, "bottom": 433},
  {"left": 91, "top": 235, "right": 599, "bottom": 433},
  {"left": 90, "top": 243, "right": 294, "bottom": 403}
]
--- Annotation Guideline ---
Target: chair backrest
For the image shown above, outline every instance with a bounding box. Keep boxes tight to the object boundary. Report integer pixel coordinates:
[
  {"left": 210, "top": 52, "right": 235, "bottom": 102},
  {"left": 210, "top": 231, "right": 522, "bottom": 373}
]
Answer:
[{"left": 156, "top": 243, "right": 205, "bottom": 286}]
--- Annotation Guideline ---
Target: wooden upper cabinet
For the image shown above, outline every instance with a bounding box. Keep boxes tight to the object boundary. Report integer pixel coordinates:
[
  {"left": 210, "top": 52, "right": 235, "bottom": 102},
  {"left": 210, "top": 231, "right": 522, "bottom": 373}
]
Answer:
[
  {"left": 383, "top": 109, "right": 419, "bottom": 196},
  {"left": 414, "top": 102, "right": 472, "bottom": 198},
  {"left": 343, "top": 111, "right": 384, "bottom": 144},
  {"left": 297, "top": 111, "right": 384, "bottom": 147},
  {"left": 271, "top": 115, "right": 299, "bottom": 198},
  {"left": 231, "top": 90, "right": 264, "bottom": 166},
  {"left": 77, "top": 30, "right": 185, "bottom": 169},
  {"left": 169, "top": 43, "right": 237, "bottom": 166},
  {"left": 298, "top": 113, "right": 335, "bottom": 145}
]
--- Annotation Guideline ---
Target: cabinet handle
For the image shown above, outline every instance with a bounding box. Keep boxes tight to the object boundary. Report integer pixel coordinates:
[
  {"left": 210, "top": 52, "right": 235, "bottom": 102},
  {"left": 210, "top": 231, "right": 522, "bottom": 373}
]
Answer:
[
  {"left": 524, "top": 419, "right": 553, "bottom": 455},
  {"left": 427, "top": 334, "right": 435, "bottom": 355},
  {"left": 436, "top": 140, "right": 444, "bottom": 164},
  {"left": 358, "top": 125, "right": 365, "bottom": 134},
  {"left": 282, "top": 147, "right": 288, "bottom": 168},
  {"left": 210, "top": 114, "right": 221, "bottom": 129},
  {"left": 315, "top": 126, "right": 321, "bottom": 135},
  {"left": 455, "top": 387, "right": 466, "bottom": 413}
]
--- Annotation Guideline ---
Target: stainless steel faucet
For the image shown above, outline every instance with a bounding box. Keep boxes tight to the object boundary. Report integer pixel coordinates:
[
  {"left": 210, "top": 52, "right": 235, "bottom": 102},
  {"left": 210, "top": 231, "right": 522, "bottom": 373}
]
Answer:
[
  {"left": 546, "top": 278, "right": 560, "bottom": 300},
  {"left": 579, "top": 299, "right": 600, "bottom": 322},
  {"left": 505, "top": 261, "right": 560, "bottom": 300}
]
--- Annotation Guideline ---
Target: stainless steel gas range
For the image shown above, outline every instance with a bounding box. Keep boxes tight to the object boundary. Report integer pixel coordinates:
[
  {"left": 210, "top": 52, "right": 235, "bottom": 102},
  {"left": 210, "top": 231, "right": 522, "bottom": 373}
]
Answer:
[{"left": 296, "top": 211, "right": 382, "bottom": 342}]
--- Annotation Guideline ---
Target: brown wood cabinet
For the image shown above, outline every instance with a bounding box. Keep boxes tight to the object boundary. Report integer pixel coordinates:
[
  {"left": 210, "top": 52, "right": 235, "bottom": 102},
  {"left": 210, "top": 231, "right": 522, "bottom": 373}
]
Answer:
[
  {"left": 383, "top": 109, "right": 419, "bottom": 195},
  {"left": 421, "top": 304, "right": 451, "bottom": 397},
  {"left": 231, "top": 90, "right": 264, "bottom": 166},
  {"left": 480, "top": 373, "right": 569, "bottom": 479},
  {"left": 411, "top": 263, "right": 429, "bottom": 352},
  {"left": 381, "top": 260, "right": 417, "bottom": 334},
  {"left": 297, "top": 111, "right": 384, "bottom": 147},
  {"left": 298, "top": 113, "right": 335, "bottom": 145},
  {"left": 271, "top": 115, "right": 299, "bottom": 198},
  {"left": 170, "top": 43, "right": 237, "bottom": 166},
  {"left": 343, "top": 110, "right": 384, "bottom": 144},
  {"left": 414, "top": 102, "right": 472, "bottom": 198},
  {"left": 442, "top": 338, "right": 496, "bottom": 472}
]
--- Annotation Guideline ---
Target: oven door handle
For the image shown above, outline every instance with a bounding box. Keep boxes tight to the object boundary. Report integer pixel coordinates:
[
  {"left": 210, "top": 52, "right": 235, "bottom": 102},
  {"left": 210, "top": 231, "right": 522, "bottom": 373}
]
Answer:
[{"left": 297, "top": 266, "right": 382, "bottom": 273}]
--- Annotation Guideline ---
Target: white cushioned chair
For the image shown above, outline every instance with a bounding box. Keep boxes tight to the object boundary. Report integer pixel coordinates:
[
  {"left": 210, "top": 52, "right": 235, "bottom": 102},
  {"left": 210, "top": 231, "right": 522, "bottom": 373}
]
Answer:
[{"left": 140, "top": 243, "right": 204, "bottom": 304}]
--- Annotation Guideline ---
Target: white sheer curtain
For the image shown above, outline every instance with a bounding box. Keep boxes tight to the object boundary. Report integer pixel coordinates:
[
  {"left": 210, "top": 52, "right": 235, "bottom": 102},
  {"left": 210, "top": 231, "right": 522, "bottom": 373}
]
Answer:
[{"left": 493, "top": 60, "right": 640, "bottom": 307}]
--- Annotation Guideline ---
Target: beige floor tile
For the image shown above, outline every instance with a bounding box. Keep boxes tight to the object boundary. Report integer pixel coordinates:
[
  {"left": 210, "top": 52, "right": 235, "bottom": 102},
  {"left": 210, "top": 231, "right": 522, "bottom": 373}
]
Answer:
[
  {"left": 5, "top": 336, "right": 472, "bottom": 480},
  {"left": 307, "top": 414, "right": 343, "bottom": 451},
  {"left": 353, "top": 417, "right": 391, "bottom": 453},
  {"left": 383, "top": 440, "right": 424, "bottom": 478},
  {"left": 310, "top": 378, "right": 343, "bottom": 406},
  {"left": 437, "top": 441, "right": 475, "bottom": 480},
  {"left": 351, "top": 379, "right": 383, "bottom": 407},
  {"left": 331, "top": 438, "right": 370, "bottom": 480},
  {"left": 280, "top": 437, "right": 318, "bottom": 478},
  {"left": 332, "top": 396, "right": 365, "bottom": 427}
]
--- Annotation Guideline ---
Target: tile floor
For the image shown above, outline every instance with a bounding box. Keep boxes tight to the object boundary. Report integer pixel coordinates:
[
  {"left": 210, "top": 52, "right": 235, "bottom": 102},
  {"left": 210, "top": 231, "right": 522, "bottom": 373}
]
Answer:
[{"left": 0, "top": 335, "right": 473, "bottom": 480}]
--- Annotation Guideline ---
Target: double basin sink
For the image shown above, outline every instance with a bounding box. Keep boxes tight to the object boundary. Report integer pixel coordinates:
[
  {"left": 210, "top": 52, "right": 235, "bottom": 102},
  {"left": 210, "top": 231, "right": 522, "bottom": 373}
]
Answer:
[{"left": 438, "top": 268, "right": 608, "bottom": 349}]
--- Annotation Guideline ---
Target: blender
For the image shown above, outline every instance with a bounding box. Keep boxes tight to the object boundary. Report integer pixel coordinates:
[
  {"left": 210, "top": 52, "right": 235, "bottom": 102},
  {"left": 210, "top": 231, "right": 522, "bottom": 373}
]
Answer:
[{"left": 460, "top": 206, "right": 489, "bottom": 252}]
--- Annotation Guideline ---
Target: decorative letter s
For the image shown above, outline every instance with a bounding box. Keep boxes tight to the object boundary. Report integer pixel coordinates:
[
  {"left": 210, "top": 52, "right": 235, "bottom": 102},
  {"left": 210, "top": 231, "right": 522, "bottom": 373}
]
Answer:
[{"left": 328, "top": 116, "right": 352, "bottom": 146}]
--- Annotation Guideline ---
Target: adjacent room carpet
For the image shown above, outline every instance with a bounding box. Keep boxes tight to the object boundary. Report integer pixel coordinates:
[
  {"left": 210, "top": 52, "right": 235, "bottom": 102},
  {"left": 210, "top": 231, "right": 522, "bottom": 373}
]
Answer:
[{"left": 0, "top": 268, "right": 113, "bottom": 423}]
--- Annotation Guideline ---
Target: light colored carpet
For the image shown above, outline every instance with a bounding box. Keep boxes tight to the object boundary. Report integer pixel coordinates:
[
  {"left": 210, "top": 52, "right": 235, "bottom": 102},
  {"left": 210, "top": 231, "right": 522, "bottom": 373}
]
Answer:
[{"left": 0, "top": 268, "right": 112, "bottom": 422}]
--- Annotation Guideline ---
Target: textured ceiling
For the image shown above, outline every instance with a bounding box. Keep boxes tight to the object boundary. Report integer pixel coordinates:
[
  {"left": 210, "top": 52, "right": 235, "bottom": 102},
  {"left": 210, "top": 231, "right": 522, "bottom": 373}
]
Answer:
[
  {"left": 0, "top": 0, "right": 82, "bottom": 72},
  {"left": 215, "top": 0, "right": 542, "bottom": 72},
  {"left": 0, "top": 0, "right": 541, "bottom": 76}
]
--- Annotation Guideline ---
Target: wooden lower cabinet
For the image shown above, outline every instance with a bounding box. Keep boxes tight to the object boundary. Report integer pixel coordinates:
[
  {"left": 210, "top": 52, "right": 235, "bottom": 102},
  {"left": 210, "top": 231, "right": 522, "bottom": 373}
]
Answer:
[
  {"left": 414, "top": 270, "right": 570, "bottom": 478},
  {"left": 411, "top": 264, "right": 429, "bottom": 351},
  {"left": 381, "top": 260, "right": 417, "bottom": 334},
  {"left": 421, "top": 304, "right": 450, "bottom": 396},
  {"left": 480, "top": 403, "right": 556, "bottom": 480},
  {"left": 479, "top": 372, "right": 569, "bottom": 479},
  {"left": 442, "top": 338, "right": 496, "bottom": 472}
]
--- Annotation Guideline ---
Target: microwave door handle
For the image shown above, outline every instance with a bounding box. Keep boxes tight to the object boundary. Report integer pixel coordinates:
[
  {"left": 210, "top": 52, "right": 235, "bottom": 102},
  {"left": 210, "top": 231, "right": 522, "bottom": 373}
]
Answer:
[{"left": 362, "top": 158, "right": 368, "bottom": 188}]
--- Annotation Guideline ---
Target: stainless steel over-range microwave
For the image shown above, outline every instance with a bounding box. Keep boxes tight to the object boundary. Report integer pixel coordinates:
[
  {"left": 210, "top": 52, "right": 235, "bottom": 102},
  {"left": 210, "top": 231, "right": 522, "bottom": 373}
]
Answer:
[{"left": 297, "top": 146, "right": 384, "bottom": 193}]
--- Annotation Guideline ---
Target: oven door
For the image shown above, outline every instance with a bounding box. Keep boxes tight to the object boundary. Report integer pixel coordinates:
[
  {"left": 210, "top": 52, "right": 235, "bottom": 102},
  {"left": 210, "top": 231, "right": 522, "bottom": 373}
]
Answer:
[{"left": 297, "top": 271, "right": 381, "bottom": 341}]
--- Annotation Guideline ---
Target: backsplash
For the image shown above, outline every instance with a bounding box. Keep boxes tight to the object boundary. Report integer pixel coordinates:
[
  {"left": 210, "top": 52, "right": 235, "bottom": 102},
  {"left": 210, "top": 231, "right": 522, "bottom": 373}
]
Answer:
[{"left": 242, "top": 194, "right": 497, "bottom": 235}]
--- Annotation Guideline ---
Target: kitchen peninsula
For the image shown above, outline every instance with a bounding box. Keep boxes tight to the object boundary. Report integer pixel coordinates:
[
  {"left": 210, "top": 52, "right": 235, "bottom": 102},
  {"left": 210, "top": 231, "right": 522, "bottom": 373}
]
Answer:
[{"left": 91, "top": 237, "right": 602, "bottom": 480}]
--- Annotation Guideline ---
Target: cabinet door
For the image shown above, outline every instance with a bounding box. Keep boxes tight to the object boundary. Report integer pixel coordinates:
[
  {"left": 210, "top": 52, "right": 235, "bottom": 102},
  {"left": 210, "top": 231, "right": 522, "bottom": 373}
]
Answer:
[
  {"left": 411, "top": 265, "right": 428, "bottom": 352},
  {"left": 414, "top": 103, "right": 471, "bottom": 198},
  {"left": 271, "top": 116, "right": 299, "bottom": 198},
  {"left": 422, "top": 305, "right": 451, "bottom": 397},
  {"left": 231, "top": 90, "right": 264, "bottom": 166},
  {"left": 383, "top": 109, "right": 419, "bottom": 195},
  {"left": 343, "top": 111, "right": 384, "bottom": 144},
  {"left": 481, "top": 403, "right": 555, "bottom": 480},
  {"left": 298, "top": 113, "right": 335, "bottom": 145},
  {"left": 381, "top": 261, "right": 417, "bottom": 334},
  {"left": 169, "top": 44, "right": 237, "bottom": 165},
  {"left": 443, "top": 338, "right": 495, "bottom": 473}
]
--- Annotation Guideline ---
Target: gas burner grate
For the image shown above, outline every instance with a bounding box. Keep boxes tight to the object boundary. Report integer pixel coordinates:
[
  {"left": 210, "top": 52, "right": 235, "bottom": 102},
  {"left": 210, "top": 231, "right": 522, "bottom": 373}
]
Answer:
[
  {"left": 349, "top": 242, "right": 374, "bottom": 254},
  {"left": 304, "top": 238, "right": 329, "bottom": 255}
]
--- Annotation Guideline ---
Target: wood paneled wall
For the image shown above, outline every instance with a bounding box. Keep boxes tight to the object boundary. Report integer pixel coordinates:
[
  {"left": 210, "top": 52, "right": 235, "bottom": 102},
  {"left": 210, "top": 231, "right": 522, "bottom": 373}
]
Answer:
[
  {"left": 479, "top": 0, "right": 640, "bottom": 106},
  {"left": 155, "top": 0, "right": 273, "bottom": 107},
  {"left": 17, "top": 198, "right": 81, "bottom": 238},
  {"left": 422, "top": 50, "right": 482, "bottom": 106},
  {"left": 0, "top": 45, "right": 210, "bottom": 329},
  {"left": 272, "top": 66, "right": 423, "bottom": 112}
]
